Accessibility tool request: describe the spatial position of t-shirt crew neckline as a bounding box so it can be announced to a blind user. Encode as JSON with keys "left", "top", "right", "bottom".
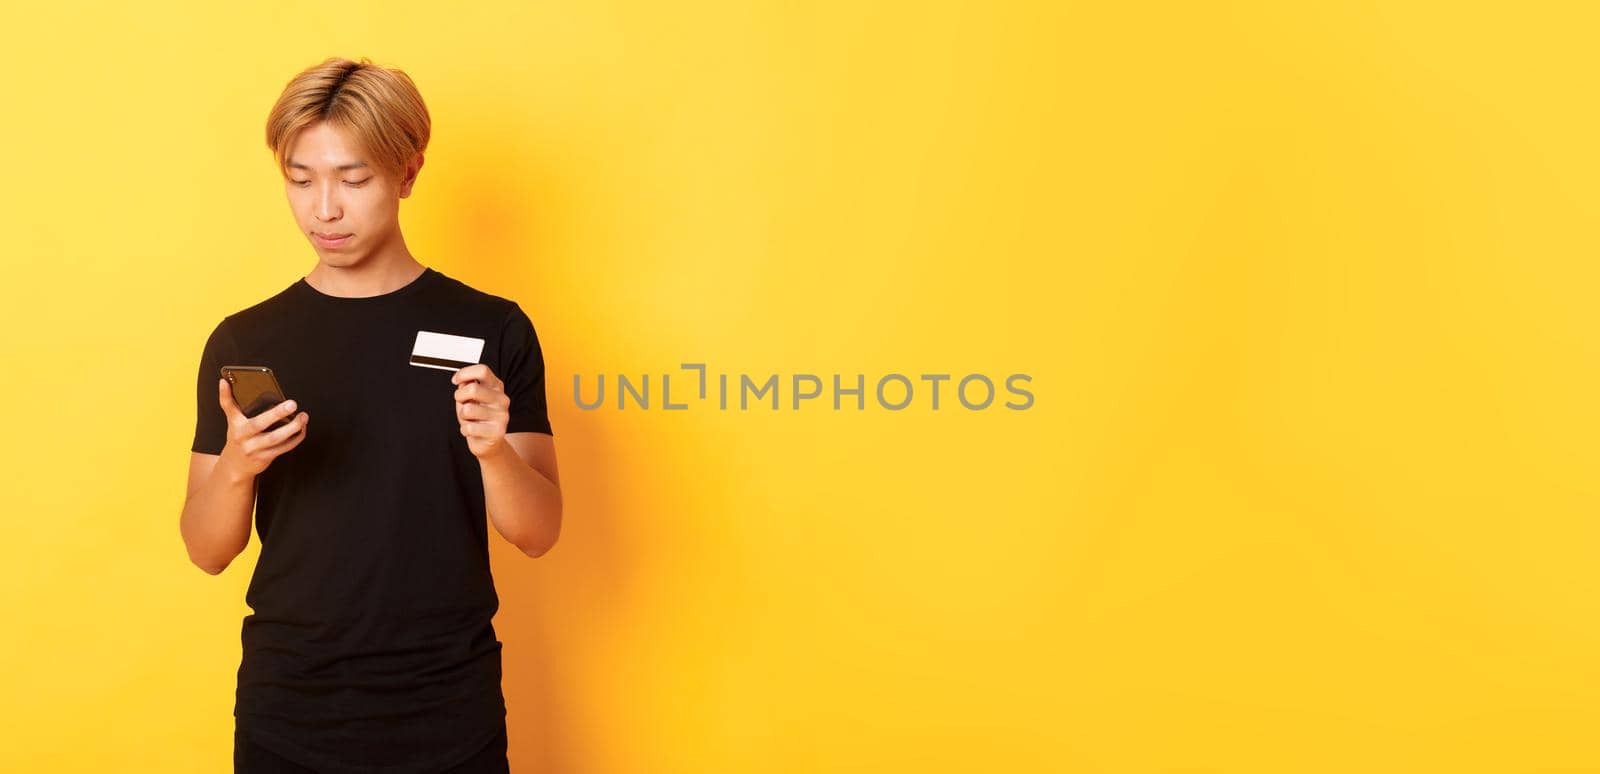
{"left": 293, "top": 266, "right": 438, "bottom": 304}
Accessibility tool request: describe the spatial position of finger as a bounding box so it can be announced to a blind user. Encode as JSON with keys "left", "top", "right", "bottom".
{"left": 252, "top": 412, "right": 308, "bottom": 451}
{"left": 451, "top": 364, "right": 501, "bottom": 390}
{"left": 460, "top": 414, "right": 502, "bottom": 431}
{"left": 455, "top": 381, "right": 505, "bottom": 405}
{"left": 250, "top": 398, "right": 300, "bottom": 434}
{"left": 257, "top": 417, "right": 310, "bottom": 458}
{"left": 454, "top": 382, "right": 481, "bottom": 403}
{"left": 218, "top": 379, "right": 246, "bottom": 423}
{"left": 458, "top": 401, "right": 507, "bottom": 421}
{"left": 459, "top": 417, "right": 495, "bottom": 432}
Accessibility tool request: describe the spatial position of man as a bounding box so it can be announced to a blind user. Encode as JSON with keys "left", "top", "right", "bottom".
{"left": 178, "top": 56, "right": 561, "bottom": 773}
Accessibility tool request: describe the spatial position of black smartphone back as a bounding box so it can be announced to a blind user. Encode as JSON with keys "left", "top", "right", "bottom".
{"left": 221, "top": 365, "right": 292, "bottom": 431}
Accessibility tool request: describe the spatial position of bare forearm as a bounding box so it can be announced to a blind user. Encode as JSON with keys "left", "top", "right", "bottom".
{"left": 479, "top": 445, "right": 562, "bottom": 557}
{"left": 180, "top": 455, "right": 257, "bottom": 574}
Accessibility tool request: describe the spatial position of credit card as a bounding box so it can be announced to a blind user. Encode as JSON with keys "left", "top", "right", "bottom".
{"left": 410, "top": 330, "right": 486, "bottom": 372}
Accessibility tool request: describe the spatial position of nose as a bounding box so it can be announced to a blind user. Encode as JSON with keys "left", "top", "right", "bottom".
{"left": 314, "top": 180, "right": 341, "bottom": 222}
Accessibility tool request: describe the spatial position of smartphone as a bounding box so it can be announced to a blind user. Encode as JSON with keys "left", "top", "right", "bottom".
{"left": 220, "top": 365, "right": 294, "bottom": 432}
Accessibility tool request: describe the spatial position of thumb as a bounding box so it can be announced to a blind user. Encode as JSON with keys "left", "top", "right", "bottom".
{"left": 218, "top": 378, "right": 243, "bottom": 422}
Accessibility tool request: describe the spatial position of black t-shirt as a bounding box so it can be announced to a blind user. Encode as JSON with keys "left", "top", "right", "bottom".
{"left": 190, "top": 266, "right": 553, "bottom": 773}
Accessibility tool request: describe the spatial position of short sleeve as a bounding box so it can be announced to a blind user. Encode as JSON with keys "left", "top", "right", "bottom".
{"left": 191, "top": 317, "right": 238, "bottom": 455}
{"left": 499, "top": 303, "right": 554, "bottom": 436}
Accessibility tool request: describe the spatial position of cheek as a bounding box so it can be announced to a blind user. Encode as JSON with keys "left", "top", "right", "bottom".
{"left": 359, "top": 200, "right": 398, "bottom": 227}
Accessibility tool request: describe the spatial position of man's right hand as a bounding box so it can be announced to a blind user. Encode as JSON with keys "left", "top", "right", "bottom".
{"left": 217, "top": 378, "right": 309, "bottom": 477}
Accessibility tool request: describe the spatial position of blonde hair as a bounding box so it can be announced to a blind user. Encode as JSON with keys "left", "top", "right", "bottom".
{"left": 265, "top": 56, "right": 431, "bottom": 183}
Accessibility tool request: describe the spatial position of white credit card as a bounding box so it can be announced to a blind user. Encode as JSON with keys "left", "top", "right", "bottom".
{"left": 410, "top": 330, "right": 485, "bottom": 372}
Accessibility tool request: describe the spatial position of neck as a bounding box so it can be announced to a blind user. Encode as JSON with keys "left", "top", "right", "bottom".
{"left": 303, "top": 230, "right": 425, "bottom": 298}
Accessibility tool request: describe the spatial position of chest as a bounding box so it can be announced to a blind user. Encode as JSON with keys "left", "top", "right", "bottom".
{"left": 236, "top": 314, "right": 505, "bottom": 447}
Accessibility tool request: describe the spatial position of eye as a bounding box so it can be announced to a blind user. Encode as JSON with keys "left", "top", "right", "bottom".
{"left": 289, "top": 178, "right": 369, "bottom": 187}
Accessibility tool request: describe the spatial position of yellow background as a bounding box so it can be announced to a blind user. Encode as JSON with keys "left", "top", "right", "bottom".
{"left": 2, "top": 1, "right": 1596, "bottom": 772}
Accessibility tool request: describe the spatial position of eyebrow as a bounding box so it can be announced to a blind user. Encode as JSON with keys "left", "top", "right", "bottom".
{"left": 286, "top": 159, "right": 369, "bottom": 172}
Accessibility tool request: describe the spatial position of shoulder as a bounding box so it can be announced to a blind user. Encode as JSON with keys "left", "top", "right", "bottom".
{"left": 432, "top": 271, "right": 533, "bottom": 327}
{"left": 218, "top": 281, "right": 301, "bottom": 330}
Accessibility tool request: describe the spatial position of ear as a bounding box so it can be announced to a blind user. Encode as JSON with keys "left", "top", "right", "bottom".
{"left": 398, "top": 152, "right": 424, "bottom": 198}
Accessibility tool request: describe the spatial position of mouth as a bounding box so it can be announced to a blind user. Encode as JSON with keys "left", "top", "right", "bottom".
{"left": 313, "top": 232, "right": 354, "bottom": 248}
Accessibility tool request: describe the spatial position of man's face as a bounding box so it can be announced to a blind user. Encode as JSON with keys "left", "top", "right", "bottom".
{"left": 283, "top": 121, "right": 419, "bottom": 264}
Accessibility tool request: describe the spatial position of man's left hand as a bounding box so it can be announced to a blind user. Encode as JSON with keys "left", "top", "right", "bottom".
{"left": 452, "top": 364, "right": 511, "bottom": 460}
